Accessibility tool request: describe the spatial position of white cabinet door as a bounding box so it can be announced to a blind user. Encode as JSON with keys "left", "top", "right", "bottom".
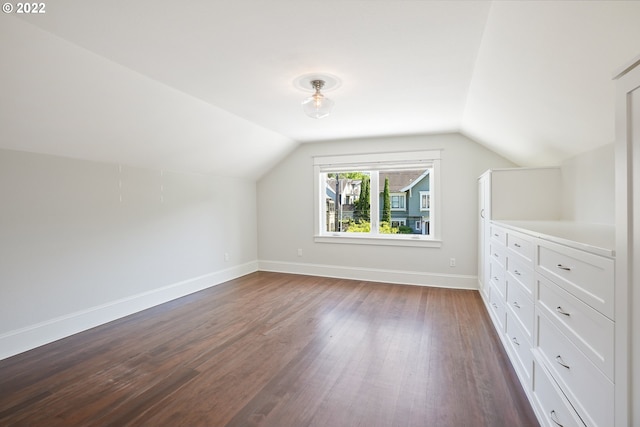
{"left": 478, "top": 173, "right": 490, "bottom": 295}
{"left": 615, "top": 56, "right": 640, "bottom": 427}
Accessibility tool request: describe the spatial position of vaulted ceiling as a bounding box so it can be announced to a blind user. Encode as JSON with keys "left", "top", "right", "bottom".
{"left": 1, "top": 1, "right": 639, "bottom": 178}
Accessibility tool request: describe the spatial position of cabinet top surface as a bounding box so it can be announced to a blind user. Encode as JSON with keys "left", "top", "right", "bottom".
{"left": 493, "top": 220, "right": 615, "bottom": 257}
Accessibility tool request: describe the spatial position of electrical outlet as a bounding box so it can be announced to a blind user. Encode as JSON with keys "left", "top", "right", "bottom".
{"left": 449, "top": 258, "right": 456, "bottom": 267}
{"left": 297, "top": 248, "right": 303, "bottom": 257}
{"left": 224, "top": 253, "right": 229, "bottom": 262}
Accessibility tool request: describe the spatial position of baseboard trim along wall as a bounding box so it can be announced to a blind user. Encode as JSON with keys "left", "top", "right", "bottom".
{"left": 0, "top": 261, "right": 258, "bottom": 361}
{"left": 258, "top": 260, "right": 478, "bottom": 290}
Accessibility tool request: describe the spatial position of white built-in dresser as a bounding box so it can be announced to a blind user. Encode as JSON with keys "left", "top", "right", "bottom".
{"left": 478, "top": 168, "right": 617, "bottom": 427}
{"left": 494, "top": 221, "right": 614, "bottom": 427}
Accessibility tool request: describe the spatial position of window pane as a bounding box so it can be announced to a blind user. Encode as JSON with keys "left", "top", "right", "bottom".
{"left": 324, "top": 171, "right": 370, "bottom": 233}
{"left": 379, "top": 169, "right": 430, "bottom": 235}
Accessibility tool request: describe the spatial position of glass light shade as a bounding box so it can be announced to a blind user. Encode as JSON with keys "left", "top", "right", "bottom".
{"left": 302, "top": 92, "right": 334, "bottom": 119}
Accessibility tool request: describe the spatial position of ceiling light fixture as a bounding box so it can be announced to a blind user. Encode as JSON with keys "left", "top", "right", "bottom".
{"left": 301, "top": 79, "right": 335, "bottom": 119}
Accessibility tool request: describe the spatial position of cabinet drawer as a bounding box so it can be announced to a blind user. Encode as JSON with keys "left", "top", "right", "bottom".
{"left": 537, "top": 275, "right": 614, "bottom": 380}
{"left": 506, "top": 312, "right": 532, "bottom": 385}
{"left": 488, "top": 284, "right": 506, "bottom": 333}
{"left": 490, "top": 224, "right": 507, "bottom": 246}
{"left": 532, "top": 357, "right": 586, "bottom": 427}
{"left": 537, "top": 241, "right": 614, "bottom": 319}
{"left": 507, "top": 231, "right": 534, "bottom": 263}
{"left": 489, "top": 242, "right": 506, "bottom": 268}
{"left": 506, "top": 278, "right": 534, "bottom": 339}
{"left": 507, "top": 256, "right": 534, "bottom": 297}
{"left": 489, "top": 259, "right": 506, "bottom": 300}
{"left": 537, "top": 312, "right": 614, "bottom": 427}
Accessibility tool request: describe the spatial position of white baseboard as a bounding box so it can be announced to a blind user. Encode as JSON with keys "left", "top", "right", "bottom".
{"left": 1, "top": 260, "right": 475, "bottom": 361}
{"left": 0, "top": 261, "right": 258, "bottom": 361}
{"left": 258, "top": 260, "right": 478, "bottom": 290}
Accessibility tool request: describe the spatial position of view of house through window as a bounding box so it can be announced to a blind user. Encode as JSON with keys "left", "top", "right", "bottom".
{"left": 325, "top": 171, "right": 370, "bottom": 233}
{"left": 379, "top": 169, "right": 430, "bottom": 235}
{"left": 322, "top": 168, "right": 432, "bottom": 236}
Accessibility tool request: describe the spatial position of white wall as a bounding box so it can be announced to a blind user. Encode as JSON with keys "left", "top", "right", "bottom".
{"left": 257, "top": 133, "right": 515, "bottom": 288}
{"left": 561, "top": 143, "right": 615, "bottom": 224}
{"left": 0, "top": 149, "right": 258, "bottom": 360}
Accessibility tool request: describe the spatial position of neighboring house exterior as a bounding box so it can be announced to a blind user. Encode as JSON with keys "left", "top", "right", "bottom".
{"left": 379, "top": 170, "right": 431, "bottom": 235}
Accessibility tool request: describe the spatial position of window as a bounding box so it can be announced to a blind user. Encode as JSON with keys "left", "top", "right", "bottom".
{"left": 391, "top": 219, "right": 407, "bottom": 228}
{"left": 420, "top": 191, "right": 430, "bottom": 211}
{"left": 390, "top": 193, "right": 406, "bottom": 210}
{"left": 314, "top": 150, "right": 441, "bottom": 247}
{"left": 324, "top": 171, "right": 369, "bottom": 233}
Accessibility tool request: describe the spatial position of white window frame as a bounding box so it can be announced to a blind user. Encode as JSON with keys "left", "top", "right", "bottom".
{"left": 390, "top": 193, "right": 406, "bottom": 211}
{"left": 420, "top": 191, "right": 431, "bottom": 211}
{"left": 313, "top": 150, "right": 441, "bottom": 248}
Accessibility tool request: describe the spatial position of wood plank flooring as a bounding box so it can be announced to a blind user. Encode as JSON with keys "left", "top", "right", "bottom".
{"left": 0, "top": 272, "right": 539, "bottom": 426}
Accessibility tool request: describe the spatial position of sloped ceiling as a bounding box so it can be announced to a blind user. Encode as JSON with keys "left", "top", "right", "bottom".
{"left": 1, "top": 1, "right": 639, "bottom": 178}
{"left": 463, "top": 1, "right": 640, "bottom": 166}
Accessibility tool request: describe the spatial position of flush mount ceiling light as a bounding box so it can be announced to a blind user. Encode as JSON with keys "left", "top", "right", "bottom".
{"left": 302, "top": 80, "right": 334, "bottom": 119}
{"left": 294, "top": 73, "right": 340, "bottom": 119}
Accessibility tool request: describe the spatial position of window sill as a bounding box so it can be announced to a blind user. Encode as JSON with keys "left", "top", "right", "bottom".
{"left": 314, "top": 234, "right": 442, "bottom": 248}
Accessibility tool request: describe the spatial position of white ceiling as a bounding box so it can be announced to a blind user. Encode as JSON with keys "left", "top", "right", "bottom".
{"left": 1, "top": 1, "right": 639, "bottom": 178}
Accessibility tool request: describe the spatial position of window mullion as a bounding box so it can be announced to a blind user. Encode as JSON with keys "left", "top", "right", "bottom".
{"left": 370, "top": 171, "right": 380, "bottom": 235}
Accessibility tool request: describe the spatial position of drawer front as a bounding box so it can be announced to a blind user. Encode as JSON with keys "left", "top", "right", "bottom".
{"left": 489, "top": 284, "right": 506, "bottom": 333}
{"left": 537, "top": 313, "right": 614, "bottom": 427}
{"left": 507, "top": 231, "right": 534, "bottom": 263}
{"left": 537, "top": 242, "right": 614, "bottom": 319}
{"left": 490, "top": 224, "right": 507, "bottom": 246}
{"left": 489, "top": 259, "right": 506, "bottom": 300}
{"left": 507, "top": 256, "right": 535, "bottom": 297}
{"left": 537, "top": 275, "right": 614, "bottom": 380}
{"left": 506, "top": 278, "right": 534, "bottom": 339}
{"left": 532, "top": 357, "right": 586, "bottom": 427}
{"left": 506, "top": 312, "right": 532, "bottom": 384}
{"left": 490, "top": 242, "right": 506, "bottom": 269}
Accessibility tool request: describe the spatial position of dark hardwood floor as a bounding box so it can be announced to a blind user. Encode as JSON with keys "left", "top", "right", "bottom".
{"left": 0, "top": 272, "right": 539, "bottom": 426}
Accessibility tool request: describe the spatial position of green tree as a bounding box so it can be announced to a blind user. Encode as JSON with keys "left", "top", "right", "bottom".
{"left": 355, "top": 175, "right": 370, "bottom": 222}
{"left": 382, "top": 176, "right": 391, "bottom": 223}
{"left": 343, "top": 171, "right": 367, "bottom": 180}
{"left": 330, "top": 172, "right": 367, "bottom": 180}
